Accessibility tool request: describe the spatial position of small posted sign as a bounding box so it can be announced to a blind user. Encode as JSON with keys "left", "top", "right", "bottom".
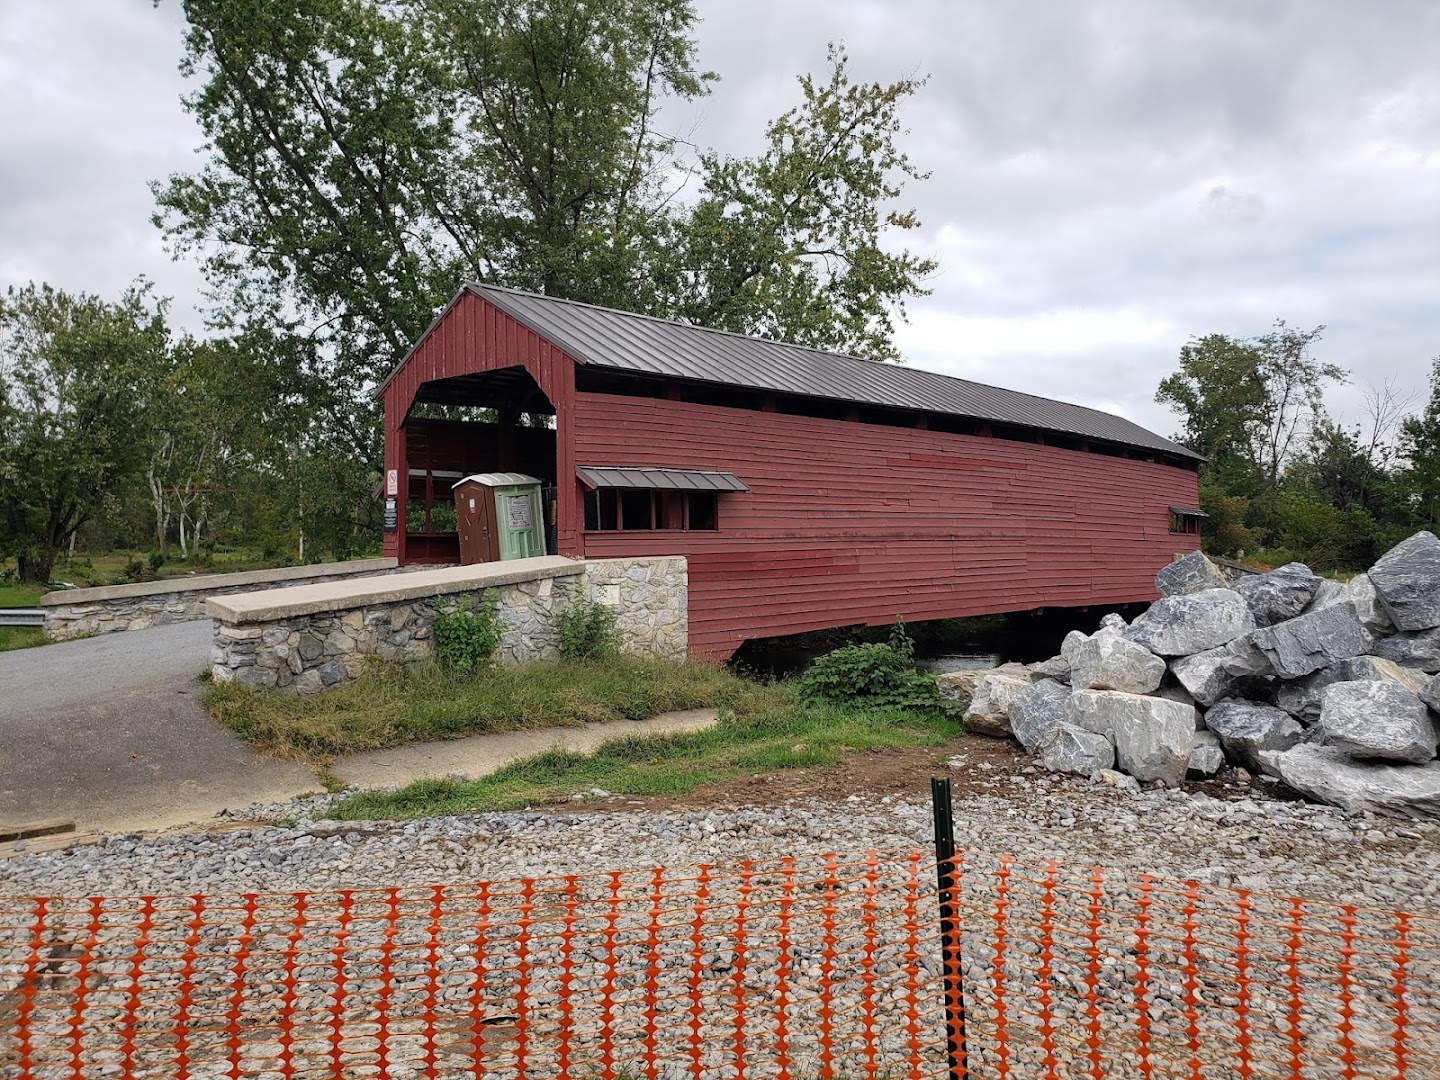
{"left": 506, "top": 495, "right": 532, "bottom": 530}
{"left": 383, "top": 496, "right": 398, "bottom": 532}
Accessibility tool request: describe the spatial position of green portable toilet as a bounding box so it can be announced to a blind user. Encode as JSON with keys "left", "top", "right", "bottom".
{"left": 452, "top": 473, "right": 548, "bottom": 563}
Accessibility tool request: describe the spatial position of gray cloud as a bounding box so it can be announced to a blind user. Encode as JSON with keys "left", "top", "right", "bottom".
{"left": 2, "top": 0, "right": 1436, "bottom": 441}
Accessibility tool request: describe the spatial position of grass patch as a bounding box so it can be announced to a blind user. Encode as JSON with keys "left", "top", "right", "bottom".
{"left": 0, "top": 626, "right": 47, "bottom": 652}
{"left": 327, "top": 700, "right": 960, "bottom": 820}
{"left": 0, "top": 582, "right": 44, "bottom": 607}
{"left": 204, "top": 655, "right": 787, "bottom": 761}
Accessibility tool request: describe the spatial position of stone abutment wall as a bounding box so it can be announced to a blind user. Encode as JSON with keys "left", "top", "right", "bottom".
{"left": 209, "top": 557, "right": 687, "bottom": 692}
{"left": 40, "top": 558, "right": 402, "bottom": 641}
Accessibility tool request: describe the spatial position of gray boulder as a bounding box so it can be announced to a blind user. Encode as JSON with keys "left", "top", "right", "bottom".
{"left": 1007, "top": 678, "right": 1072, "bottom": 752}
{"left": 1099, "top": 612, "right": 1128, "bottom": 632}
{"left": 1155, "top": 550, "right": 1230, "bottom": 597}
{"left": 1069, "top": 634, "right": 1166, "bottom": 694}
{"left": 1125, "top": 589, "right": 1254, "bottom": 657}
{"left": 1320, "top": 680, "right": 1437, "bottom": 764}
{"left": 1248, "top": 601, "right": 1373, "bottom": 679}
{"left": 1348, "top": 572, "right": 1395, "bottom": 635}
{"left": 1108, "top": 694, "right": 1198, "bottom": 787}
{"left": 1275, "top": 655, "right": 1428, "bottom": 723}
{"left": 1060, "top": 630, "right": 1088, "bottom": 665}
{"left": 937, "top": 662, "right": 1031, "bottom": 705}
{"left": 1368, "top": 627, "right": 1440, "bottom": 673}
{"left": 1233, "top": 562, "right": 1320, "bottom": 627}
{"left": 1153, "top": 680, "right": 1201, "bottom": 721}
{"left": 1260, "top": 744, "right": 1440, "bottom": 818}
{"left": 1369, "top": 531, "right": 1440, "bottom": 631}
{"left": 1187, "top": 730, "right": 1225, "bottom": 777}
{"left": 1169, "top": 636, "right": 1272, "bottom": 707}
{"left": 1421, "top": 672, "right": 1440, "bottom": 714}
{"left": 1301, "top": 577, "right": 1348, "bottom": 614}
{"left": 1204, "top": 699, "right": 1304, "bottom": 773}
{"left": 962, "top": 668, "right": 1033, "bottom": 737}
{"left": 1036, "top": 722, "right": 1116, "bottom": 776}
{"left": 1026, "top": 655, "right": 1071, "bottom": 683}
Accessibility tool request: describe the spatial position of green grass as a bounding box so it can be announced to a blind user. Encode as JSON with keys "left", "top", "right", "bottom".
{"left": 0, "top": 582, "right": 44, "bottom": 607}
{"left": 327, "top": 700, "right": 960, "bottom": 820}
{"left": 205, "top": 655, "right": 789, "bottom": 761}
{"left": 0, "top": 627, "right": 47, "bottom": 652}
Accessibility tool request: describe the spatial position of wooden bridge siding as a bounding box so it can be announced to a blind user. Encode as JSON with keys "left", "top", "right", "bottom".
{"left": 382, "top": 291, "right": 581, "bottom": 561}
{"left": 573, "top": 393, "right": 1201, "bottom": 658}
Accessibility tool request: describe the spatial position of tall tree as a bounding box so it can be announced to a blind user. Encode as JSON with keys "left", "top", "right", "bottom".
{"left": 417, "top": 0, "right": 713, "bottom": 304}
{"left": 155, "top": 0, "right": 935, "bottom": 385}
{"left": 1156, "top": 321, "right": 1343, "bottom": 490}
{"left": 655, "top": 45, "right": 936, "bottom": 361}
{"left": 1399, "top": 358, "right": 1440, "bottom": 530}
{"left": 0, "top": 283, "right": 170, "bottom": 582}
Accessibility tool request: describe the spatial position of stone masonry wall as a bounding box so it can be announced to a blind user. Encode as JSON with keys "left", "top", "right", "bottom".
{"left": 42, "top": 559, "right": 403, "bottom": 641}
{"left": 211, "top": 557, "right": 687, "bottom": 692}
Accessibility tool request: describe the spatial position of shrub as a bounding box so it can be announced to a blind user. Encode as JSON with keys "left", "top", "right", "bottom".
{"left": 432, "top": 590, "right": 501, "bottom": 674}
{"left": 797, "top": 626, "right": 942, "bottom": 712}
{"left": 148, "top": 550, "right": 166, "bottom": 572}
{"left": 559, "top": 598, "right": 618, "bottom": 661}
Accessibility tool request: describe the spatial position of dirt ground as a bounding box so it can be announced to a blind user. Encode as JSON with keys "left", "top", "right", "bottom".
{"left": 568, "top": 732, "right": 1290, "bottom": 815}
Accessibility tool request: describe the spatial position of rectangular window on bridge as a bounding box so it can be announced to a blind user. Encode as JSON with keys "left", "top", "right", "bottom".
{"left": 579, "top": 466, "right": 745, "bottom": 534}
{"left": 1169, "top": 506, "right": 1205, "bottom": 535}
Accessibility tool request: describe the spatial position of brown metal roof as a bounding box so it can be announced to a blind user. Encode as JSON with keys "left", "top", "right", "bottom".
{"left": 577, "top": 466, "right": 749, "bottom": 492}
{"left": 417, "top": 284, "right": 1199, "bottom": 461}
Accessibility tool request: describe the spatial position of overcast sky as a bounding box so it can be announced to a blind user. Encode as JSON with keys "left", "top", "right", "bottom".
{"left": 2, "top": 0, "right": 1437, "bottom": 441}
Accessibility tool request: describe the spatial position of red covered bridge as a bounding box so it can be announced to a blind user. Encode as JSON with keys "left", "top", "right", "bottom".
{"left": 378, "top": 284, "right": 1203, "bottom": 658}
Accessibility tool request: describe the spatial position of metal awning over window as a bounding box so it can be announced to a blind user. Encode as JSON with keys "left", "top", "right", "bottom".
{"left": 577, "top": 466, "right": 749, "bottom": 492}
{"left": 1169, "top": 505, "right": 1208, "bottom": 517}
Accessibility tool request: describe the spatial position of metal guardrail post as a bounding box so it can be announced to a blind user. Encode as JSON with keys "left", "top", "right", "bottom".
{"left": 932, "top": 777, "right": 969, "bottom": 1080}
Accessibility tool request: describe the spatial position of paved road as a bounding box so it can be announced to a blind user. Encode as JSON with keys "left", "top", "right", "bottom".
{"left": 0, "top": 623, "right": 314, "bottom": 834}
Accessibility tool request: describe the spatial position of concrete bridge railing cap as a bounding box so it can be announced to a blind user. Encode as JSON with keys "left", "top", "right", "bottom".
{"left": 207, "top": 555, "right": 583, "bottom": 624}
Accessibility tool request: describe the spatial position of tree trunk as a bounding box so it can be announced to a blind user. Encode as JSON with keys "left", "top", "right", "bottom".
{"left": 17, "top": 545, "right": 56, "bottom": 585}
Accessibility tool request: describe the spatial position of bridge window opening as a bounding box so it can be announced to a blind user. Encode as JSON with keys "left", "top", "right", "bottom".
{"left": 584, "top": 488, "right": 721, "bottom": 532}
{"left": 1169, "top": 506, "right": 1205, "bottom": 535}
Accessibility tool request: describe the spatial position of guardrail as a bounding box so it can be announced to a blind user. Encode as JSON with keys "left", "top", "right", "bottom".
{"left": 0, "top": 608, "right": 44, "bottom": 627}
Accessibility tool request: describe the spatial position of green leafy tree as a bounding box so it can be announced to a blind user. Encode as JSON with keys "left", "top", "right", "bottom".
{"left": 416, "top": 0, "right": 713, "bottom": 304}
{"left": 1155, "top": 333, "right": 1270, "bottom": 488}
{"left": 0, "top": 283, "right": 170, "bottom": 582}
{"left": 155, "top": 2, "right": 935, "bottom": 384}
{"left": 1399, "top": 357, "right": 1440, "bottom": 529}
{"left": 1156, "top": 322, "right": 1343, "bottom": 491}
{"left": 654, "top": 45, "right": 936, "bottom": 360}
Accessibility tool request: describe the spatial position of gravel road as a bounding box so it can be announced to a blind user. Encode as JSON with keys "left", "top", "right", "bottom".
{"left": 5, "top": 760, "right": 1439, "bottom": 912}
{"left": 6, "top": 766, "right": 1438, "bottom": 1080}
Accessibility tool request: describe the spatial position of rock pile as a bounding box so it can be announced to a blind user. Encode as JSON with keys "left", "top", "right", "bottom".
{"left": 940, "top": 531, "right": 1440, "bottom": 818}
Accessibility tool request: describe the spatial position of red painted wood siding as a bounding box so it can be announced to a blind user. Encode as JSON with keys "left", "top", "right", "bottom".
{"left": 382, "top": 291, "right": 580, "bottom": 561}
{"left": 573, "top": 393, "right": 1201, "bottom": 658}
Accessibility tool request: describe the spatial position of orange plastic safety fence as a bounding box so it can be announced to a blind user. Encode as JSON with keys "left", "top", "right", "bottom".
{"left": 946, "top": 851, "right": 1440, "bottom": 1080}
{"left": 1, "top": 852, "right": 948, "bottom": 1080}
{"left": 3, "top": 849, "right": 1440, "bottom": 1080}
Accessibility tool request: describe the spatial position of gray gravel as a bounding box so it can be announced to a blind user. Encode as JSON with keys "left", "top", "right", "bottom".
{"left": 6, "top": 767, "right": 1440, "bottom": 1080}
{"left": 5, "top": 761, "right": 1440, "bottom": 913}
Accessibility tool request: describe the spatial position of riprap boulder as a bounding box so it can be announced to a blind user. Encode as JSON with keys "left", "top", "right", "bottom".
{"left": 1124, "top": 589, "right": 1254, "bottom": 657}
{"left": 1155, "top": 550, "right": 1230, "bottom": 597}
{"left": 1368, "top": 531, "right": 1440, "bottom": 632}
{"left": 1233, "top": 562, "right": 1320, "bottom": 627}
{"left": 1320, "top": 680, "right": 1437, "bottom": 764}
{"left": 1248, "top": 601, "right": 1373, "bottom": 679}
{"left": 1203, "top": 699, "right": 1304, "bottom": 772}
